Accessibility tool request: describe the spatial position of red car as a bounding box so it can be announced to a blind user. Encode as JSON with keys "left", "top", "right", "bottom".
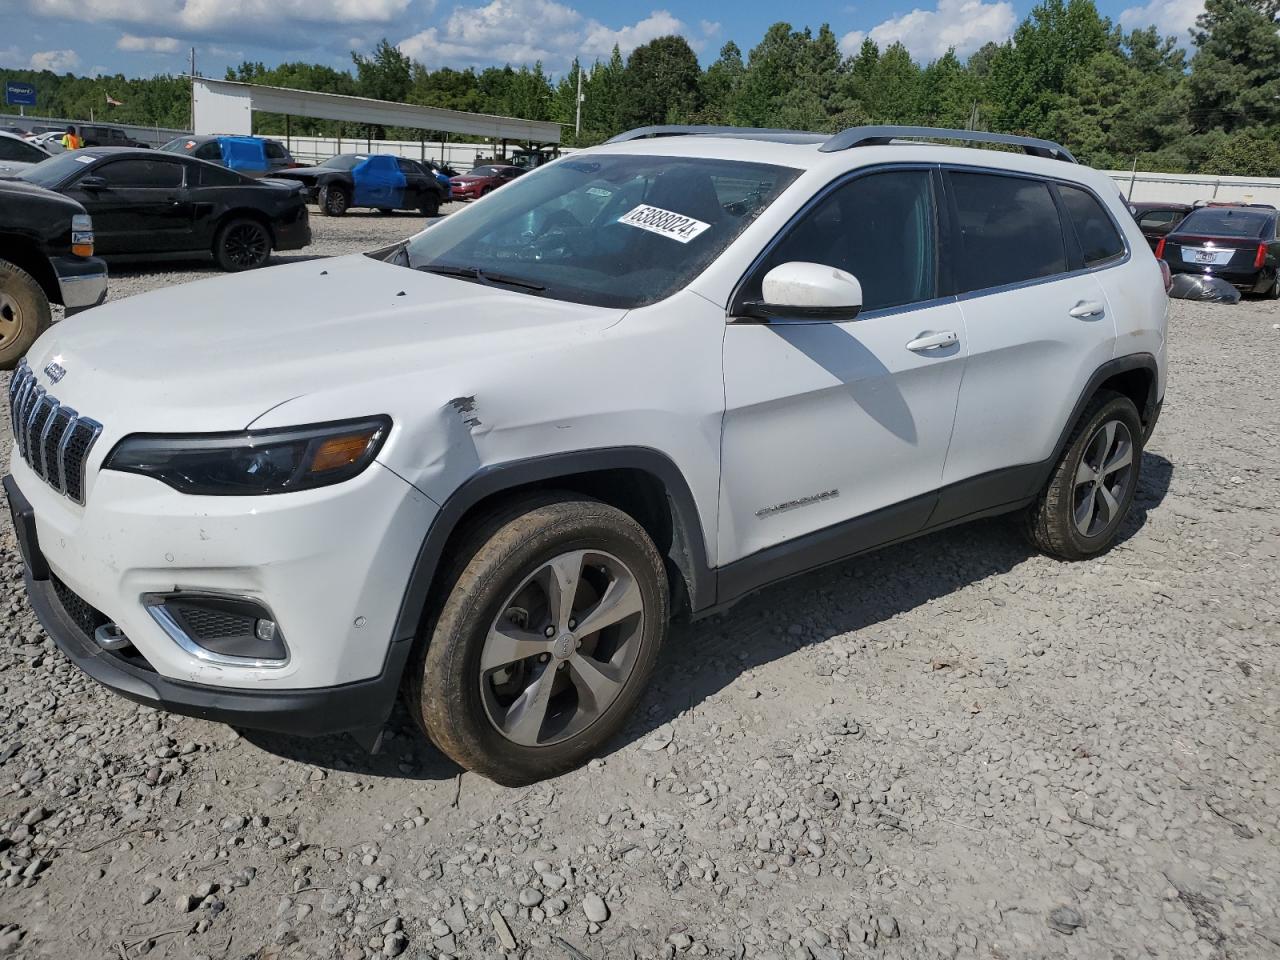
{"left": 450, "top": 164, "right": 524, "bottom": 200}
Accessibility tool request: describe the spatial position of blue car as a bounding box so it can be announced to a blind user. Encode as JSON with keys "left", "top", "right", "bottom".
{"left": 159, "top": 135, "right": 298, "bottom": 178}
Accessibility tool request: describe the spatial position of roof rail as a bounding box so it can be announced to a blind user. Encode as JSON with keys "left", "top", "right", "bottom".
{"left": 606, "top": 125, "right": 825, "bottom": 145}
{"left": 819, "top": 125, "right": 1076, "bottom": 163}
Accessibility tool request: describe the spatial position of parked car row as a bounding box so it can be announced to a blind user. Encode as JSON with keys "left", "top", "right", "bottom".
{"left": 1135, "top": 200, "right": 1280, "bottom": 298}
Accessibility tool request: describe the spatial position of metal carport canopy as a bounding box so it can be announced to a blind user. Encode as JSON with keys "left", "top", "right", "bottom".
{"left": 192, "top": 77, "right": 561, "bottom": 143}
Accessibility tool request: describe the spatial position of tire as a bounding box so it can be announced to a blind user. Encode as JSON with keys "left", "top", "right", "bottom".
{"left": 410, "top": 496, "right": 669, "bottom": 785}
{"left": 420, "top": 195, "right": 440, "bottom": 218}
{"left": 213, "top": 218, "right": 273, "bottom": 272}
{"left": 0, "top": 260, "right": 53, "bottom": 370}
{"left": 1023, "top": 390, "right": 1143, "bottom": 560}
{"left": 319, "top": 184, "right": 349, "bottom": 217}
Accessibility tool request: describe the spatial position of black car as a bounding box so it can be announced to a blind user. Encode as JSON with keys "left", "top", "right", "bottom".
{"left": 159, "top": 134, "right": 298, "bottom": 178}
{"left": 1129, "top": 201, "right": 1192, "bottom": 252}
{"left": 1157, "top": 205, "right": 1280, "bottom": 298}
{"left": 15, "top": 148, "right": 310, "bottom": 271}
{"left": 67, "top": 124, "right": 151, "bottom": 149}
{"left": 273, "top": 153, "right": 448, "bottom": 217}
{"left": 0, "top": 179, "right": 108, "bottom": 367}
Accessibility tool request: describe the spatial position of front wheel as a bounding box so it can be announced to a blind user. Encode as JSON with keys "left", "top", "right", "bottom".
{"left": 319, "top": 184, "right": 349, "bottom": 217}
{"left": 214, "top": 218, "right": 272, "bottom": 272}
{"left": 0, "top": 260, "right": 52, "bottom": 370}
{"left": 410, "top": 497, "right": 669, "bottom": 785}
{"left": 1023, "top": 390, "right": 1143, "bottom": 560}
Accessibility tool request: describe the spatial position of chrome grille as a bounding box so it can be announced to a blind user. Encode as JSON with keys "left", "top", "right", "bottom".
{"left": 7, "top": 360, "right": 102, "bottom": 504}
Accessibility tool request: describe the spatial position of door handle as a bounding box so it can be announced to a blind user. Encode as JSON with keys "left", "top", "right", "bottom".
{"left": 906, "top": 330, "right": 959, "bottom": 352}
{"left": 1068, "top": 300, "right": 1105, "bottom": 318}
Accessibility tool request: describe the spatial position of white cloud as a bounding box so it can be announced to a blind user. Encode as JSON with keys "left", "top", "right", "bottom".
{"left": 399, "top": 1, "right": 699, "bottom": 70}
{"left": 117, "top": 34, "right": 183, "bottom": 53}
{"left": 700, "top": 20, "right": 722, "bottom": 38}
{"left": 1119, "top": 0, "right": 1203, "bottom": 41}
{"left": 840, "top": 0, "right": 1016, "bottom": 61}
{"left": 29, "top": 49, "right": 80, "bottom": 71}
{"left": 0, "top": 47, "right": 25, "bottom": 69}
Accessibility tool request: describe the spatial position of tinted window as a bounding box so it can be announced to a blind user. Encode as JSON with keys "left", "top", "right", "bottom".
{"left": 264, "top": 141, "right": 287, "bottom": 160}
{"left": 194, "top": 142, "right": 221, "bottom": 161}
{"left": 1177, "top": 208, "right": 1270, "bottom": 238}
{"left": 0, "top": 137, "right": 45, "bottom": 163}
{"left": 197, "top": 163, "right": 242, "bottom": 187}
{"left": 405, "top": 154, "right": 799, "bottom": 309}
{"left": 949, "top": 172, "right": 1067, "bottom": 291}
{"left": 1059, "top": 185, "right": 1125, "bottom": 265}
{"left": 1138, "top": 210, "right": 1178, "bottom": 228}
{"left": 396, "top": 159, "right": 420, "bottom": 176}
{"left": 95, "top": 159, "right": 184, "bottom": 188}
{"left": 744, "top": 169, "right": 937, "bottom": 312}
{"left": 319, "top": 155, "right": 362, "bottom": 170}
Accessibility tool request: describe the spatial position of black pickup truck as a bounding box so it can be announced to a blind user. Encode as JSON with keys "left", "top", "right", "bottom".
{"left": 0, "top": 179, "right": 108, "bottom": 368}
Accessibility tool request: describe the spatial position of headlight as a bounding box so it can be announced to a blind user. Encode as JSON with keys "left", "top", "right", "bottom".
{"left": 71, "top": 213, "right": 94, "bottom": 257}
{"left": 104, "top": 417, "right": 390, "bottom": 495}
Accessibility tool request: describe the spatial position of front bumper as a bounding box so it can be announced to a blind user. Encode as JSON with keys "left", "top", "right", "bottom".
{"left": 5, "top": 469, "right": 429, "bottom": 735}
{"left": 51, "top": 255, "right": 108, "bottom": 315}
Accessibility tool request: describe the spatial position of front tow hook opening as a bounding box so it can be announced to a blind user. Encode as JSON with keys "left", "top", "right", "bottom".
{"left": 94, "top": 622, "right": 132, "bottom": 652}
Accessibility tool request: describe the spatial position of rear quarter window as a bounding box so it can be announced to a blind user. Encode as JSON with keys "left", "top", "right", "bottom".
{"left": 1058, "top": 185, "right": 1126, "bottom": 266}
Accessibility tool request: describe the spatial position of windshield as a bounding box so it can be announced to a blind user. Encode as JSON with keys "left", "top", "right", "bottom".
{"left": 405, "top": 154, "right": 799, "bottom": 308}
{"left": 468, "top": 166, "right": 502, "bottom": 177}
{"left": 16, "top": 151, "right": 93, "bottom": 188}
{"left": 158, "top": 138, "right": 192, "bottom": 153}
{"left": 1179, "top": 209, "right": 1271, "bottom": 238}
{"left": 319, "top": 155, "right": 364, "bottom": 170}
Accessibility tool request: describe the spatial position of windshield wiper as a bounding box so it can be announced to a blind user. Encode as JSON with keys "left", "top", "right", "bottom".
{"left": 417, "top": 263, "right": 546, "bottom": 292}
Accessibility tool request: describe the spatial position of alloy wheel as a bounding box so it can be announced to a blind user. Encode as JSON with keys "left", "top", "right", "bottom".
{"left": 1072, "top": 419, "right": 1134, "bottom": 537}
{"left": 479, "top": 549, "right": 645, "bottom": 747}
{"left": 0, "top": 290, "right": 23, "bottom": 349}
{"left": 224, "top": 223, "right": 268, "bottom": 269}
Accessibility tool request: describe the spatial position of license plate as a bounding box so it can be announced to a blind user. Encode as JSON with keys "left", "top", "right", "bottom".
{"left": 1194, "top": 250, "right": 1216, "bottom": 264}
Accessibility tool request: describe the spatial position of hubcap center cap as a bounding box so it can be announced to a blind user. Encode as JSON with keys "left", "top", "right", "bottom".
{"left": 552, "top": 634, "right": 574, "bottom": 660}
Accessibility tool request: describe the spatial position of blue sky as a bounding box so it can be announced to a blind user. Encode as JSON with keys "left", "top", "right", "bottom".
{"left": 0, "top": 0, "right": 1203, "bottom": 80}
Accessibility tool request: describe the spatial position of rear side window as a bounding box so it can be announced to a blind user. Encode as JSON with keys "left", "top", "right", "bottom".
{"left": 1059, "top": 185, "right": 1125, "bottom": 265}
{"left": 745, "top": 169, "right": 938, "bottom": 312}
{"left": 197, "top": 163, "right": 242, "bottom": 187}
{"left": 948, "top": 171, "right": 1066, "bottom": 292}
{"left": 94, "top": 159, "right": 184, "bottom": 188}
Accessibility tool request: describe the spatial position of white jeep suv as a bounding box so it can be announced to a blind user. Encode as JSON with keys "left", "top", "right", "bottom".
{"left": 6, "top": 125, "right": 1168, "bottom": 785}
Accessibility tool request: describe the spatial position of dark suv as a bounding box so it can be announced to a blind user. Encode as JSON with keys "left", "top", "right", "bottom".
{"left": 0, "top": 179, "right": 108, "bottom": 367}
{"left": 70, "top": 125, "right": 150, "bottom": 149}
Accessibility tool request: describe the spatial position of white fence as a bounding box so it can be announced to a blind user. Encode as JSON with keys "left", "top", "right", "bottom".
{"left": 1106, "top": 169, "right": 1280, "bottom": 206}
{"left": 281, "top": 136, "right": 501, "bottom": 170}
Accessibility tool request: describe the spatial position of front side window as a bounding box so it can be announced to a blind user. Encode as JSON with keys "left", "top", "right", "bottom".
{"left": 404, "top": 154, "right": 799, "bottom": 309}
{"left": 1138, "top": 210, "right": 1177, "bottom": 228}
{"left": 1059, "top": 185, "right": 1125, "bottom": 266}
{"left": 397, "top": 159, "right": 420, "bottom": 176}
{"left": 94, "top": 159, "right": 184, "bottom": 188}
{"left": 264, "top": 141, "right": 287, "bottom": 160}
{"left": 740, "top": 169, "right": 938, "bottom": 313}
{"left": 949, "top": 171, "right": 1067, "bottom": 292}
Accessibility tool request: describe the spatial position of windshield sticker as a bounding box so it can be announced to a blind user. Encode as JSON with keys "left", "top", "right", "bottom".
{"left": 74, "top": 155, "right": 96, "bottom": 163}
{"left": 587, "top": 186, "right": 612, "bottom": 198}
{"left": 618, "top": 204, "right": 711, "bottom": 244}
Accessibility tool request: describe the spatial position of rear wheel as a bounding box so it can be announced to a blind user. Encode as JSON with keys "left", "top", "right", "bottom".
{"left": 410, "top": 496, "right": 668, "bottom": 785}
{"left": 0, "top": 260, "right": 52, "bottom": 370}
{"left": 213, "top": 218, "right": 272, "bottom": 272}
{"left": 1023, "top": 391, "right": 1143, "bottom": 560}
{"left": 319, "top": 184, "right": 349, "bottom": 217}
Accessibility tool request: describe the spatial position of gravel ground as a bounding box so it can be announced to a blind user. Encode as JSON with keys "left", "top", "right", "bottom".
{"left": 1, "top": 213, "right": 1278, "bottom": 960}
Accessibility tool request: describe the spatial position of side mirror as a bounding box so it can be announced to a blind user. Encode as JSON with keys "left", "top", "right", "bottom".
{"left": 739, "top": 261, "right": 863, "bottom": 322}
{"left": 78, "top": 175, "right": 107, "bottom": 191}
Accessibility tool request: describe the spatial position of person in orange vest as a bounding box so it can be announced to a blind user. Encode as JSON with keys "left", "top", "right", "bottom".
{"left": 60, "top": 126, "right": 82, "bottom": 150}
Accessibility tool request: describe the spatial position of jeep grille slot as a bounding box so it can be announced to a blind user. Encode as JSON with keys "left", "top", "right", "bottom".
{"left": 8, "top": 360, "right": 102, "bottom": 504}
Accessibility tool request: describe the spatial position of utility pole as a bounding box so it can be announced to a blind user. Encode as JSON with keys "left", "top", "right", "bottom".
{"left": 189, "top": 47, "right": 196, "bottom": 133}
{"left": 574, "top": 63, "right": 584, "bottom": 138}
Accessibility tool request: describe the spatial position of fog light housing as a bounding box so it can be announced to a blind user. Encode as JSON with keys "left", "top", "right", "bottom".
{"left": 143, "top": 593, "right": 289, "bottom": 667}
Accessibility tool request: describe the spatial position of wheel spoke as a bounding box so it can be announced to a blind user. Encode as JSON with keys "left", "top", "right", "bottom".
{"left": 1096, "top": 482, "right": 1120, "bottom": 527}
{"left": 545, "top": 551, "right": 585, "bottom": 630}
{"left": 1074, "top": 457, "right": 1098, "bottom": 488}
{"left": 481, "top": 622, "right": 553, "bottom": 672}
{"left": 568, "top": 652, "right": 625, "bottom": 710}
{"left": 1102, "top": 439, "right": 1132, "bottom": 478}
{"left": 1074, "top": 486, "right": 1098, "bottom": 533}
{"left": 502, "top": 667, "right": 557, "bottom": 746}
{"left": 573, "top": 570, "right": 643, "bottom": 638}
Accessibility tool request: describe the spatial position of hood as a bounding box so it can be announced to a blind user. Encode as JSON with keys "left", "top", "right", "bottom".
{"left": 275, "top": 168, "right": 322, "bottom": 181}
{"left": 451, "top": 174, "right": 486, "bottom": 183}
{"left": 0, "top": 160, "right": 37, "bottom": 178}
{"left": 26, "top": 254, "right": 625, "bottom": 435}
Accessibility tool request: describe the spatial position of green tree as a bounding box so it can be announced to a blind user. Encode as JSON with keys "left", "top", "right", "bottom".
{"left": 697, "top": 42, "right": 745, "bottom": 125}
{"left": 351, "top": 39, "right": 412, "bottom": 103}
{"left": 623, "top": 35, "right": 703, "bottom": 126}
{"left": 1187, "top": 0, "right": 1280, "bottom": 133}
{"left": 1200, "top": 129, "right": 1280, "bottom": 175}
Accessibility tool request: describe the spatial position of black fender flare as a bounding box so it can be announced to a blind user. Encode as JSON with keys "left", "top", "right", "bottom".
{"left": 390, "top": 446, "right": 715, "bottom": 646}
{"left": 1048, "top": 352, "right": 1160, "bottom": 469}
